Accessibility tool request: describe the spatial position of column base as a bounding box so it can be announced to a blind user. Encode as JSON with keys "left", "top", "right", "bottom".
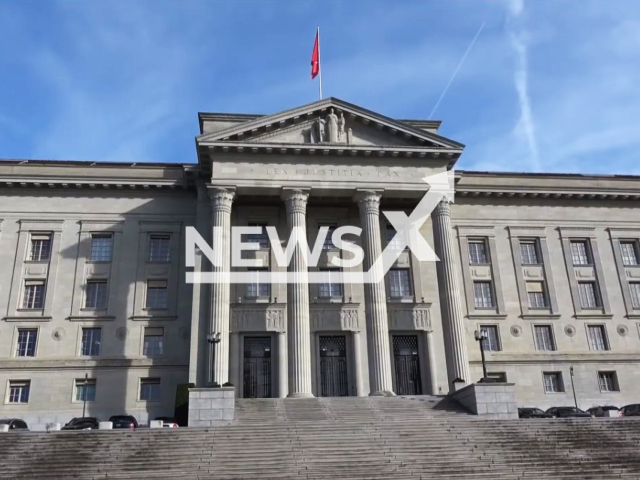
{"left": 287, "top": 392, "right": 315, "bottom": 399}
{"left": 369, "top": 390, "right": 396, "bottom": 397}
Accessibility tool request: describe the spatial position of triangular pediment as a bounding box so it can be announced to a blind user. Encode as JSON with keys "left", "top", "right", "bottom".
{"left": 196, "top": 98, "right": 463, "bottom": 151}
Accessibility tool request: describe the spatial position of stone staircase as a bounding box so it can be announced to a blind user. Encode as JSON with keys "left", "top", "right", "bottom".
{"left": 2, "top": 395, "right": 640, "bottom": 479}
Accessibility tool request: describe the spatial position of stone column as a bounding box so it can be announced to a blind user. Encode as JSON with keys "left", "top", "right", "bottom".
{"left": 229, "top": 331, "right": 240, "bottom": 391}
{"left": 355, "top": 191, "right": 394, "bottom": 396}
{"left": 208, "top": 187, "right": 235, "bottom": 386}
{"left": 426, "top": 330, "right": 438, "bottom": 395}
{"left": 352, "top": 331, "right": 365, "bottom": 397}
{"left": 277, "top": 331, "right": 288, "bottom": 398}
{"left": 282, "top": 189, "right": 313, "bottom": 398}
{"left": 432, "top": 198, "right": 470, "bottom": 389}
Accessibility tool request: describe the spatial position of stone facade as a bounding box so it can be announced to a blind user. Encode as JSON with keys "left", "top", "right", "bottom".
{"left": 1, "top": 98, "right": 640, "bottom": 429}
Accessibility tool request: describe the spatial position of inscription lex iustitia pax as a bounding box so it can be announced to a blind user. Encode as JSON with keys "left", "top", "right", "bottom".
{"left": 264, "top": 167, "right": 401, "bottom": 178}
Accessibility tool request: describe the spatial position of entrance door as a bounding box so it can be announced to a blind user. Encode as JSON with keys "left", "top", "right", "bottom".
{"left": 319, "top": 335, "right": 348, "bottom": 397}
{"left": 393, "top": 335, "right": 422, "bottom": 395}
{"left": 243, "top": 336, "right": 272, "bottom": 398}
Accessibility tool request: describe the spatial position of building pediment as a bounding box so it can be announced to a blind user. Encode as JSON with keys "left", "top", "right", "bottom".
{"left": 197, "top": 97, "right": 463, "bottom": 152}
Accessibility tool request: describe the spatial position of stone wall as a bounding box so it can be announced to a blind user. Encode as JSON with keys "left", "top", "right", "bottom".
{"left": 188, "top": 387, "right": 235, "bottom": 427}
{"left": 451, "top": 382, "right": 518, "bottom": 419}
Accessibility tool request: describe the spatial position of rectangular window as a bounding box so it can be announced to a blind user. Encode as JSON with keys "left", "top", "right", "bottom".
{"left": 468, "top": 240, "right": 488, "bottom": 265}
{"left": 143, "top": 327, "right": 164, "bottom": 357}
{"left": 598, "top": 371, "right": 619, "bottom": 392}
{"left": 587, "top": 325, "right": 608, "bottom": 351}
{"left": 473, "top": 281, "right": 494, "bottom": 308}
{"left": 479, "top": 325, "right": 501, "bottom": 352}
{"left": 578, "top": 281, "right": 599, "bottom": 309}
{"left": 534, "top": 325, "right": 556, "bottom": 351}
{"left": 29, "top": 234, "right": 52, "bottom": 261}
{"left": 81, "top": 328, "right": 102, "bottom": 356}
{"left": 389, "top": 268, "right": 412, "bottom": 298}
{"left": 85, "top": 281, "right": 108, "bottom": 309}
{"left": 386, "top": 225, "right": 406, "bottom": 251}
{"left": 75, "top": 378, "right": 96, "bottom": 402}
{"left": 630, "top": 283, "right": 640, "bottom": 309}
{"left": 22, "top": 280, "right": 45, "bottom": 309}
{"left": 543, "top": 372, "right": 564, "bottom": 393}
{"left": 149, "top": 235, "right": 171, "bottom": 262}
{"left": 90, "top": 234, "right": 113, "bottom": 262}
{"left": 8, "top": 380, "right": 30, "bottom": 403}
{"left": 16, "top": 329, "right": 37, "bottom": 357}
{"left": 139, "top": 378, "right": 161, "bottom": 401}
{"left": 146, "top": 280, "right": 168, "bottom": 309}
{"left": 247, "top": 223, "right": 269, "bottom": 249}
{"left": 620, "top": 241, "right": 639, "bottom": 266}
{"left": 527, "top": 281, "right": 548, "bottom": 308}
{"left": 570, "top": 240, "right": 590, "bottom": 265}
{"left": 320, "top": 225, "right": 337, "bottom": 250}
{"left": 318, "top": 268, "right": 343, "bottom": 298}
{"left": 246, "top": 269, "right": 270, "bottom": 298}
{"left": 520, "top": 240, "right": 539, "bottom": 265}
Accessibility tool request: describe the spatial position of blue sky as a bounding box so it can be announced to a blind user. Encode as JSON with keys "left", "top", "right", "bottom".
{"left": 0, "top": 0, "right": 639, "bottom": 174}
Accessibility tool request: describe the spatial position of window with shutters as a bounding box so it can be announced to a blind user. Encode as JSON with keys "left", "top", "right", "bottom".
{"left": 7, "top": 380, "right": 30, "bottom": 403}
{"left": 587, "top": 325, "right": 609, "bottom": 351}
{"left": 29, "top": 234, "right": 52, "bottom": 261}
{"left": 149, "top": 235, "right": 171, "bottom": 262}
{"left": 389, "top": 268, "right": 412, "bottom": 298}
{"left": 620, "top": 241, "right": 639, "bottom": 266}
{"left": 543, "top": 372, "right": 564, "bottom": 393}
{"left": 90, "top": 234, "right": 113, "bottom": 262}
{"left": 16, "top": 329, "right": 37, "bottom": 357}
{"left": 474, "top": 281, "right": 494, "bottom": 308}
{"left": 85, "top": 281, "right": 108, "bottom": 309}
{"left": 246, "top": 268, "right": 270, "bottom": 298}
{"left": 23, "top": 280, "right": 45, "bottom": 309}
{"left": 146, "top": 280, "right": 168, "bottom": 309}
{"left": 578, "top": 281, "right": 600, "bottom": 309}
{"left": 468, "top": 240, "right": 488, "bottom": 265}
{"left": 534, "top": 325, "right": 555, "bottom": 351}
{"left": 81, "top": 328, "right": 102, "bottom": 356}
{"left": 318, "top": 268, "right": 343, "bottom": 298}
{"left": 479, "top": 325, "right": 501, "bottom": 351}
{"left": 598, "top": 371, "right": 619, "bottom": 392}
{"left": 519, "top": 240, "right": 539, "bottom": 265}
{"left": 526, "top": 281, "right": 548, "bottom": 308}
{"left": 570, "top": 240, "right": 591, "bottom": 265}
{"left": 143, "top": 327, "right": 164, "bottom": 357}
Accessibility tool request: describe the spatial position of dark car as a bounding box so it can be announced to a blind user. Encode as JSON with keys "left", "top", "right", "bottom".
{"left": 108, "top": 415, "right": 139, "bottom": 429}
{"left": 61, "top": 417, "right": 100, "bottom": 430}
{"left": 587, "top": 406, "right": 620, "bottom": 418}
{"left": 518, "top": 407, "right": 553, "bottom": 419}
{"left": 620, "top": 404, "right": 640, "bottom": 417}
{"left": 0, "top": 418, "right": 29, "bottom": 431}
{"left": 155, "top": 416, "right": 179, "bottom": 428}
{"left": 546, "top": 406, "right": 592, "bottom": 418}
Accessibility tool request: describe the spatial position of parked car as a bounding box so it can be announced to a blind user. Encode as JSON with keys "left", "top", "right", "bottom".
{"left": 518, "top": 407, "right": 553, "bottom": 419}
{"left": 155, "top": 416, "right": 179, "bottom": 428}
{"left": 61, "top": 417, "right": 100, "bottom": 430}
{"left": 0, "top": 418, "right": 29, "bottom": 431}
{"left": 586, "top": 406, "right": 620, "bottom": 418}
{"left": 619, "top": 404, "right": 640, "bottom": 417}
{"left": 546, "top": 406, "right": 592, "bottom": 418}
{"left": 108, "top": 415, "right": 139, "bottom": 429}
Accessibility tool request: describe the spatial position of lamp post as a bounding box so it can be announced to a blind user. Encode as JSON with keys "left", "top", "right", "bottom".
{"left": 81, "top": 373, "right": 88, "bottom": 418}
{"left": 474, "top": 329, "right": 488, "bottom": 382}
{"left": 569, "top": 366, "right": 578, "bottom": 409}
{"left": 207, "top": 332, "right": 221, "bottom": 386}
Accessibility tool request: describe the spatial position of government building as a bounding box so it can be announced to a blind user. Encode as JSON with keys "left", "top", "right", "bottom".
{"left": 1, "top": 98, "right": 640, "bottom": 429}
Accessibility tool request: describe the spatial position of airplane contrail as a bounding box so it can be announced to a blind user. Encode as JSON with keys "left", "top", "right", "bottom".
{"left": 429, "top": 22, "right": 485, "bottom": 118}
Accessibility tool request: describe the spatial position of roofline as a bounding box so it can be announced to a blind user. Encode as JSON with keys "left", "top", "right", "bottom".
{"left": 457, "top": 169, "right": 640, "bottom": 181}
{"left": 197, "top": 112, "right": 264, "bottom": 134}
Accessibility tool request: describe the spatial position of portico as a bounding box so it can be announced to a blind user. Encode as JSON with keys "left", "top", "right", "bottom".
{"left": 191, "top": 97, "right": 469, "bottom": 397}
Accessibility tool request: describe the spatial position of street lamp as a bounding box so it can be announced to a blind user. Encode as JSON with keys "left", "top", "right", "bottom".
{"left": 81, "top": 373, "right": 89, "bottom": 418}
{"left": 569, "top": 366, "right": 578, "bottom": 409}
{"left": 207, "top": 332, "right": 221, "bottom": 386}
{"left": 474, "top": 329, "right": 489, "bottom": 382}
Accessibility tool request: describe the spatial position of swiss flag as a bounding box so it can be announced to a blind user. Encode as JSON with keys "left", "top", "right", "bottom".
{"left": 311, "top": 29, "right": 320, "bottom": 79}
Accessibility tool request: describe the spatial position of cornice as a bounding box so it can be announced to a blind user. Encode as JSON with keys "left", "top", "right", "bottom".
{"left": 456, "top": 186, "right": 640, "bottom": 202}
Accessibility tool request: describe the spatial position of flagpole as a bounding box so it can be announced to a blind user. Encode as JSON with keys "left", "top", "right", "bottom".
{"left": 317, "top": 26, "right": 322, "bottom": 100}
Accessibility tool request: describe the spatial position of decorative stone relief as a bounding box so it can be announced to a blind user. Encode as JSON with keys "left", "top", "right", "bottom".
{"left": 412, "top": 309, "right": 431, "bottom": 331}
{"left": 339, "top": 309, "right": 359, "bottom": 331}
{"left": 510, "top": 325, "right": 522, "bottom": 337}
{"left": 388, "top": 307, "right": 431, "bottom": 331}
{"left": 116, "top": 327, "right": 129, "bottom": 340}
{"left": 265, "top": 309, "right": 285, "bottom": 331}
{"left": 617, "top": 325, "right": 629, "bottom": 337}
{"left": 564, "top": 325, "right": 576, "bottom": 337}
{"left": 52, "top": 327, "right": 66, "bottom": 341}
{"left": 309, "top": 108, "right": 348, "bottom": 144}
{"left": 232, "top": 308, "right": 286, "bottom": 332}
{"left": 311, "top": 307, "right": 360, "bottom": 332}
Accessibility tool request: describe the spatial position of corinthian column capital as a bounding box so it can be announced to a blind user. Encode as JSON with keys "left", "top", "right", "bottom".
{"left": 281, "top": 189, "right": 309, "bottom": 215}
{"left": 208, "top": 187, "right": 235, "bottom": 213}
{"left": 432, "top": 197, "right": 452, "bottom": 217}
{"left": 354, "top": 190, "right": 382, "bottom": 216}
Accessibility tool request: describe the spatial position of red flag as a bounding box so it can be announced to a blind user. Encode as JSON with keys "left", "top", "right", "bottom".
{"left": 311, "top": 29, "right": 320, "bottom": 79}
